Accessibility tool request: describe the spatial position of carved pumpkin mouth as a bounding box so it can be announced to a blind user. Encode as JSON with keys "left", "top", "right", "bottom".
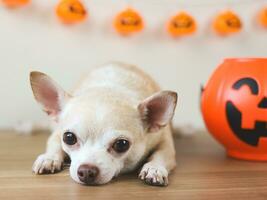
{"left": 120, "top": 17, "right": 140, "bottom": 26}
{"left": 68, "top": 3, "right": 86, "bottom": 15}
{"left": 226, "top": 77, "right": 267, "bottom": 147}
{"left": 226, "top": 100, "right": 267, "bottom": 147}
{"left": 172, "top": 19, "right": 192, "bottom": 28}
{"left": 225, "top": 17, "right": 242, "bottom": 28}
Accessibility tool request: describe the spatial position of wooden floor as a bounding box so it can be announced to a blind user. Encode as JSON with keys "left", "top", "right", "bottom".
{"left": 0, "top": 131, "right": 267, "bottom": 200}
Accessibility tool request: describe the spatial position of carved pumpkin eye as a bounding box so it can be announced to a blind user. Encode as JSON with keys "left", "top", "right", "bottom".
{"left": 232, "top": 78, "right": 259, "bottom": 95}
{"left": 2, "top": 0, "right": 30, "bottom": 7}
{"left": 113, "top": 8, "right": 144, "bottom": 35}
{"left": 213, "top": 10, "right": 242, "bottom": 36}
{"left": 167, "top": 12, "right": 197, "bottom": 37}
{"left": 56, "top": 0, "right": 87, "bottom": 24}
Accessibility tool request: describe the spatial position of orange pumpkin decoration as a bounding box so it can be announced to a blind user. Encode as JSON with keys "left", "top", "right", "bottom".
{"left": 213, "top": 10, "right": 242, "bottom": 36}
{"left": 1, "top": 0, "right": 30, "bottom": 7}
{"left": 202, "top": 58, "right": 267, "bottom": 161}
{"left": 56, "top": 0, "right": 87, "bottom": 24}
{"left": 113, "top": 8, "right": 144, "bottom": 35}
{"left": 257, "top": 7, "right": 267, "bottom": 28}
{"left": 167, "top": 12, "right": 197, "bottom": 37}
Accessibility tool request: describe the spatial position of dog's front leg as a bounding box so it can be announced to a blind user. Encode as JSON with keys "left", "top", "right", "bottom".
{"left": 32, "top": 131, "right": 65, "bottom": 174}
{"left": 139, "top": 133, "right": 176, "bottom": 186}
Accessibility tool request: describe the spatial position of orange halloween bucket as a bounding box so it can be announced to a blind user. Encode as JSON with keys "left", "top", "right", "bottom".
{"left": 202, "top": 58, "right": 267, "bottom": 161}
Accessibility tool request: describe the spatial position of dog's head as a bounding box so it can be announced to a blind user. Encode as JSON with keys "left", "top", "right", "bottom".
{"left": 30, "top": 71, "right": 177, "bottom": 185}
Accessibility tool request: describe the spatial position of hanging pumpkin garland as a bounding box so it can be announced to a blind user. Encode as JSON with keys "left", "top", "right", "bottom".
{"left": 56, "top": 0, "right": 87, "bottom": 24}
{"left": 1, "top": 0, "right": 30, "bottom": 7}
{"left": 167, "top": 11, "right": 197, "bottom": 37}
{"left": 1, "top": 1, "right": 267, "bottom": 36}
{"left": 113, "top": 8, "right": 144, "bottom": 35}
{"left": 257, "top": 6, "right": 267, "bottom": 28}
{"left": 212, "top": 10, "right": 242, "bottom": 36}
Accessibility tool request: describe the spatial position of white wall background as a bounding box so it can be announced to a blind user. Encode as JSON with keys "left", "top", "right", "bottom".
{"left": 0, "top": 0, "right": 266, "bottom": 129}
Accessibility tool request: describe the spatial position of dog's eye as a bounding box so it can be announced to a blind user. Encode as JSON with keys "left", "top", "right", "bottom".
{"left": 112, "top": 139, "right": 130, "bottom": 153}
{"left": 63, "top": 132, "right": 77, "bottom": 145}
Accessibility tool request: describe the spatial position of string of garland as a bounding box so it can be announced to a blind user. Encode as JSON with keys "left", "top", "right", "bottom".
{"left": 1, "top": 0, "right": 267, "bottom": 37}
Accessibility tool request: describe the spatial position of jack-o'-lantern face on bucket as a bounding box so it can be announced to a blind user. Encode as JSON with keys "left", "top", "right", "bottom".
{"left": 56, "top": 0, "right": 87, "bottom": 24}
{"left": 226, "top": 78, "right": 267, "bottom": 146}
{"left": 167, "top": 12, "right": 197, "bottom": 37}
{"left": 213, "top": 10, "right": 242, "bottom": 36}
{"left": 113, "top": 8, "right": 144, "bottom": 35}
{"left": 201, "top": 58, "right": 267, "bottom": 161}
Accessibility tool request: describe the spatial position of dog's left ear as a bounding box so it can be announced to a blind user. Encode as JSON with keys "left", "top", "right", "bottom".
{"left": 138, "top": 91, "right": 178, "bottom": 132}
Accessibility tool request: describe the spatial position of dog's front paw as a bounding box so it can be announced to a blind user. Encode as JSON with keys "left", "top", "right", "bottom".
{"left": 32, "top": 153, "right": 63, "bottom": 174}
{"left": 139, "top": 163, "right": 168, "bottom": 186}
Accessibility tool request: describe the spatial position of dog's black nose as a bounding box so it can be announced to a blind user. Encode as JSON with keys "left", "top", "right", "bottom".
{"left": 77, "top": 165, "right": 99, "bottom": 185}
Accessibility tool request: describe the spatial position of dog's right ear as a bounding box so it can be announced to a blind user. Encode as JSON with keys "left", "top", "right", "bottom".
{"left": 30, "top": 71, "right": 71, "bottom": 121}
